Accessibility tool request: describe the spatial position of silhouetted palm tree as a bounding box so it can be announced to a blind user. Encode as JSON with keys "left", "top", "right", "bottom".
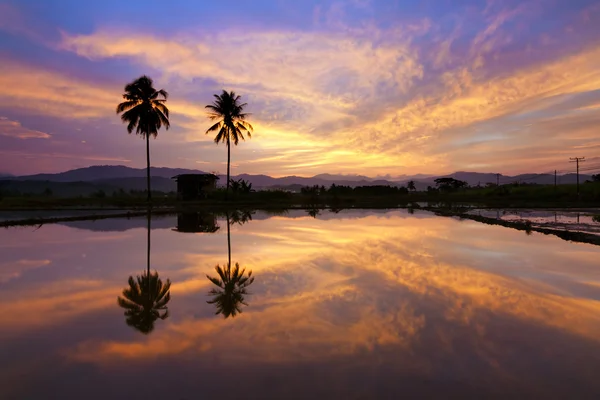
{"left": 407, "top": 180, "right": 416, "bottom": 192}
{"left": 206, "top": 262, "right": 254, "bottom": 318}
{"left": 116, "top": 76, "right": 170, "bottom": 201}
{"left": 117, "top": 211, "right": 171, "bottom": 333}
{"left": 205, "top": 91, "right": 253, "bottom": 196}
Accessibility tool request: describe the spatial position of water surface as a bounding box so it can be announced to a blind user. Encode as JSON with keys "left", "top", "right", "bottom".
{"left": 2, "top": 209, "right": 600, "bottom": 399}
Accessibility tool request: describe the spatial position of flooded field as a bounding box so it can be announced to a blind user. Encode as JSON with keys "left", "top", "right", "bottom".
{"left": 2, "top": 209, "right": 600, "bottom": 399}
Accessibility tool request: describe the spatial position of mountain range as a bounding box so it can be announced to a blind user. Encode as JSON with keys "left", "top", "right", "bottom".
{"left": 0, "top": 165, "right": 591, "bottom": 197}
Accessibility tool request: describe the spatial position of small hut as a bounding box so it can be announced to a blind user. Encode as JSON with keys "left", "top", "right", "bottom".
{"left": 172, "top": 174, "right": 219, "bottom": 200}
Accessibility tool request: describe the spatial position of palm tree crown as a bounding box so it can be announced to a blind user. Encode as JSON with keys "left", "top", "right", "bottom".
{"left": 205, "top": 90, "right": 253, "bottom": 194}
{"left": 206, "top": 263, "right": 254, "bottom": 318}
{"left": 117, "top": 76, "right": 170, "bottom": 137}
{"left": 206, "top": 90, "right": 253, "bottom": 145}
{"left": 118, "top": 271, "right": 171, "bottom": 334}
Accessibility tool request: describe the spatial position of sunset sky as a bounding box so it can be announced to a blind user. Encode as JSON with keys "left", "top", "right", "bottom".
{"left": 1, "top": 0, "right": 599, "bottom": 177}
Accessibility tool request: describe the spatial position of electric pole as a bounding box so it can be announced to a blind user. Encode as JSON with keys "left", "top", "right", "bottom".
{"left": 496, "top": 173, "right": 500, "bottom": 187}
{"left": 569, "top": 157, "right": 585, "bottom": 197}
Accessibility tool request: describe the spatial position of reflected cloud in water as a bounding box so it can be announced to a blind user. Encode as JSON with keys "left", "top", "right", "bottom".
{"left": 2, "top": 210, "right": 600, "bottom": 398}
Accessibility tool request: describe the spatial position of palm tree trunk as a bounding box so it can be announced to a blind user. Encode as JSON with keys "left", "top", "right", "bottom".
{"left": 226, "top": 136, "right": 231, "bottom": 199}
{"left": 146, "top": 134, "right": 151, "bottom": 202}
{"left": 147, "top": 210, "right": 151, "bottom": 278}
{"left": 226, "top": 213, "right": 231, "bottom": 267}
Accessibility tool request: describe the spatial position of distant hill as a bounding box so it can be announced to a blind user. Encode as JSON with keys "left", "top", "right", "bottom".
{"left": 17, "top": 165, "right": 205, "bottom": 182}
{"left": 59, "top": 215, "right": 178, "bottom": 232}
{"left": 313, "top": 173, "right": 373, "bottom": 181}
{"left": 4, "top": 165, "right": 591, "bottom": 195}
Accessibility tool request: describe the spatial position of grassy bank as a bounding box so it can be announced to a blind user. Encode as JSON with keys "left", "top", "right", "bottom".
{"left": 0, "top": 182, "right": 599, "bottom": 211}
{"left": 423, "top": 206, "right": 600, "bottom": 246}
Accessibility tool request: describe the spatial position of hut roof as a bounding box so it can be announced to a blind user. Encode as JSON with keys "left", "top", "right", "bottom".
{"left": 172, "top": 173, "right": 220, "bottom": 182}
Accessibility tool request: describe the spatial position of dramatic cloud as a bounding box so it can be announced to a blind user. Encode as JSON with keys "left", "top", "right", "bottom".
{"left": 0, "top": 117, "right": 51, "bottom": 139}
{"left": 0, "top": 0, "right": 599, "bottom": 175}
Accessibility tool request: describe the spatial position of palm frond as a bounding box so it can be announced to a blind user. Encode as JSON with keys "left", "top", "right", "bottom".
{"left": 116, "top": 100, "right": 140, "bottom": 113}
{"left": 206, "top": 121, "right": 221, "bottom": 133}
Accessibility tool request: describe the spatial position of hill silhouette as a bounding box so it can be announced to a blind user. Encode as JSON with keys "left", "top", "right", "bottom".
{"left": 1, "top": 165, "right": 590, "bottom": 196}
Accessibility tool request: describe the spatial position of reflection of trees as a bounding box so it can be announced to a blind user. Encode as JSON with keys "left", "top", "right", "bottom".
{"left": 206, "top": 211, "right": 255, "bottom": 318}
{"left": 229, "top": 209, "right": 254, "bottom": 225}
{"left": 207, "top": 263, "right": 254, "bottom": 318}
{"left": 118, "top": 211, "right": 171, "bottom": 334}
{"left": 307, "top": 207, "right": 320, "bottom": 218}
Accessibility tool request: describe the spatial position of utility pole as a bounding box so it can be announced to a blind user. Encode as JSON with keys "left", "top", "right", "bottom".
{"left": 496, "top": 173, "right": 500, "bottom": 187}
{"left": 569, "top": 157, "right": 585, "bottom": 197}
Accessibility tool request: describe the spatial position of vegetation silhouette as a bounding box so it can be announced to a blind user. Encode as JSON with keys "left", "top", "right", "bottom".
{"left": 117, "top": 211, "right": 171, "bottom": 334}
{"left": 205, "top": 90, "right": 253, "bottom": 197}
{"left": 206, "top": 212, "right": 255, "bottom": 318}
{"left": 230, "top": 178, "right": 253, "bottom": 195}
{"left": 434, "top": 177, "right": 468, "bottom": 192}
{"left": 407, "top": 180, "right": 416, "bottom": 192}
{"left": 116, "top": 76, "right": 170, "bottom": 202}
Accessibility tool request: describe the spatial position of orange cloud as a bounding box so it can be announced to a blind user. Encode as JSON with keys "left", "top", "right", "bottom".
{"left": 0, "top": 259, "right": 51, "bottom": 282}
{"left": 0, "top": 117, "right": 51, "bottom": 139}
{"left": 54, "top": 19, "right": 600, "bottom": 175}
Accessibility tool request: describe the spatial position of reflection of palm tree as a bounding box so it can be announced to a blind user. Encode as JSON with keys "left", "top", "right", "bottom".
{"left": 118, "top": 272, "right": 171, "bottom": 333}
{"left": 118, "top": 211, "right": 171, "bottom": 334}
{"left": 207, "top": 263, "right": 254, "bottom": 318}
{"left": 206, "top": 212, "right": 255, "bottom": 318}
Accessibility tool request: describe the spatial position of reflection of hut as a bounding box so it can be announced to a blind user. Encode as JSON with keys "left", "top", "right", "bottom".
{"left": 174, "top": 213, "right": 220, "bottom": 233}
{"left": 172, "top": 174, "right": 219, "bottom": 200}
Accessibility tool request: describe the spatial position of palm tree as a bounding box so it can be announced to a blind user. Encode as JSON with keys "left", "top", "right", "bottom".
{"left": 407, "top": 180, "right": 416, "bottom": 192}
{"left": 116, "top": 76, "right": 170, "bottom": 202}
{"left": 206, "top": 262, "right": 254, "bottom": 318}
{"left": 205, "top": 90, "right": 253, "bottom": 196}
{"left": 117, "top": 211, "right": 171, "bottom": 333}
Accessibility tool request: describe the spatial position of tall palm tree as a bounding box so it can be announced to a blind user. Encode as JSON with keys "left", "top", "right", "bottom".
{"left": 116, "top": 76, "right": 170, "bottom": 202}
{"left": 407, "top": 180, "right": 416, "bottom": 192}
{"left": 205, "top": 90, "right": 253, "bottom": 196}
{"left": 117, "top": 211, "right": 171, "bottom": 334}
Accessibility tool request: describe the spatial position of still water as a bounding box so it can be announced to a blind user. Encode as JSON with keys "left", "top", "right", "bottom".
{"left": 2, "top": 209, "right": 600, "bottom": 399}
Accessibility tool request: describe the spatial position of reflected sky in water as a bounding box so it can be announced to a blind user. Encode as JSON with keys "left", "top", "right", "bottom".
{"left": 2, "top": 209, "right": 600, "bottom": 399}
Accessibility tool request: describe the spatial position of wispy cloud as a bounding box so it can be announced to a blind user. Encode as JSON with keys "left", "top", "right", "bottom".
{"left": 0, "top": 117, "right": 51, "bottom": 139}
{"left": 0, "top": 0, "right": 599, "bottom": 175}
